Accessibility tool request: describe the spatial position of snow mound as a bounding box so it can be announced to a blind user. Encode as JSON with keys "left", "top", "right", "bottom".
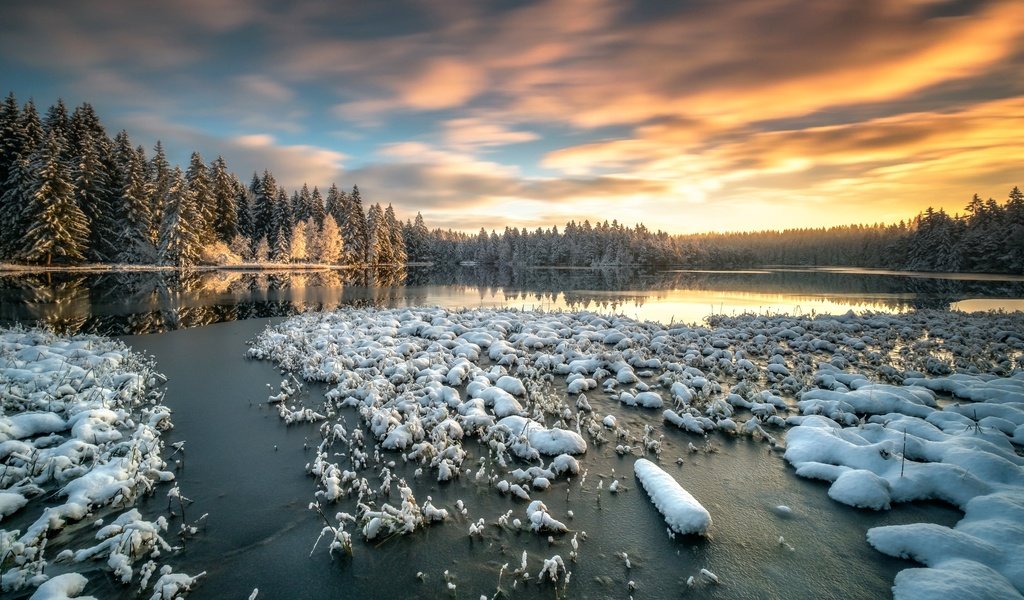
{"left": 634, "top": 458, "right": 711, "bottom": 535}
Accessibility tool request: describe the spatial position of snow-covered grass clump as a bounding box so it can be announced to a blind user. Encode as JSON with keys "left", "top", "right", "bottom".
{"left": 786, "top": 369, "right": 1024, "bottom": 597}
{"left": 249, "top": 306, "right": 1024, "bottom": 598}
{"left": 0, "top": 328, "right": 201, "bottom": 598}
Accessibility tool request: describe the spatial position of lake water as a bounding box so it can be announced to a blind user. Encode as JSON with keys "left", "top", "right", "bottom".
{"left": 2, "top": 265, "right": 1016, "bottom": 599}
{"left": 2, "top": 265, "right": 1023, "bottom": 335}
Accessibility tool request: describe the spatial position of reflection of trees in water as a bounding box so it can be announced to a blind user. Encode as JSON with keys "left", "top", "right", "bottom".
{"left": 1, "top": 264, "right": 1021, "bottom": 336}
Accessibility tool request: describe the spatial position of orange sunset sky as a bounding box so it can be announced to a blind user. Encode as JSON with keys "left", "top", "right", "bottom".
{"left": 3, "top": 0, "right": 1023, "bottom": 233}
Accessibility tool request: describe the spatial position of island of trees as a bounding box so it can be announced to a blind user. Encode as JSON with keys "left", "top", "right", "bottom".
{"left": 1, "top": 93, "right": 1021, "bottom": 274}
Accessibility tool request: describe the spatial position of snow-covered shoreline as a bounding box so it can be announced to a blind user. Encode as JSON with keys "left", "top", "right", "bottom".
{"left": 248, "top": 305, "right": 1023, "bottom": 599}
{"left": 0, "top": 328, "right": 202, "bottom": 599}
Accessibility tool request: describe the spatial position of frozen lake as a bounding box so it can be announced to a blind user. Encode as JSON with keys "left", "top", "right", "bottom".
{"left": 120, "top": 318, "right": 959, "bottom": 600}
{"left": 2, "top": 266, "right": 1020, "bottom": 599}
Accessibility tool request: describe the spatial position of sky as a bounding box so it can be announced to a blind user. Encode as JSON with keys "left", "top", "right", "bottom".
{"left": 3, "top": 0, "right": 1024, "bottom": 234}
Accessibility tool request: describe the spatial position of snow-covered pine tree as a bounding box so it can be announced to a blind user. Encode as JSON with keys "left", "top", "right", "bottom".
{"left": 295, "top": 183, "right": 313, "bottom": 225}
{"left": 0, "top": 155, "right": 33, "bottom": 259}
{"left": 407, "top": 212, "right": 430, "bottom": 262}
{"left": 311, "top": 186, "right": 326, "bottom": 231}
{"left": 234, "top": 174, "right": 254, "bottom": 248}
{"left": 209, "top": 155, "right": 237, "bottom": 243}
{"left": 345, "top": 184, "right": 368, "bottom": 263}
{"left": 271, "top": 187, "right": 291, "bottom": 261}
{"left": 289, "top": 220, "right": 308, "bottom": 262}
{"left": 19, "top": 100, "right": 43, "bottom": 156}
{"left": 318, "top": 215, "right": 343, "bottom": 264}
{"left": 185, "top": 151, "right": 215, "bottom": 245}
{"left": 0, "top": 93, "right": 21, "bottom": 192}
{"left": 71, "top": 128, "right": 112, "bottom": 262}
{"left": 253, "top": 170, "right": 277, "bottom": 250}
{"left": 365, "top": 203, "right": 392, "bottom": 264}
{"left": 113, "top": 131, "right": 155, "bottom": 263}
{"left": 148, "top": 141, "right": 171, "bottom": 247}
{"left": 42, "top": 99, "right": 72, "bottom": 164}
{"left": 158, "top": 166, "right": 202, "bottom": 267}
{"left": 21, "top": 131, "right": 89, "bottom": 264}
{"left": 0, "top": 93, "right": 22, "bottom": 257}
{"left": 325, "top": 184, "right": 341, "bottom": 228}
{"left": 384, "top": 203, "right": 406, "bottom": 264}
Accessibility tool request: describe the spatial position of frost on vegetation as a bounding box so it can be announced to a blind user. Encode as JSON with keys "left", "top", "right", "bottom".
{"left": 248, "top": 307, "right": 1024, "bottom": 597}
{"left": 0, "top": 328, "right": 195, "bottom": 597}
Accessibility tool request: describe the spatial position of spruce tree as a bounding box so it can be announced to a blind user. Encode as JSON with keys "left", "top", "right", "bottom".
{"left": 271, "top": 187, "right": 291, "bottom": 261}
{"left": 0, "top": 156, "right": 33, "bottom": 259}
{"left": 148, "top": 141, "right": 171, "bottom": 246}
{"left": 186, "top": 151, "right": 214, "bottom": 244}
{"left": 21, "top": 132, "right": 89, "bottom": 264}
{"left": 318, "top": 216, "right": 343, "bottom": 264}
{"left": 365, "top": 203, "right": 391, "bottom": 264}
{"left": 0, "top": 93, "right": 22, "bottom": 256}
{"left": 113, "top": 130, "right": 155, "bottom": 263}
{"left": 235, "top": 174, "right": 254, "bottom": 246}
{"left": 384, "top": 204, "right": 406, "bottom": 264}
{"left": 209, "top": 155, "right": 237, "bottom": 243}
{"left": 254, "top": 170, "right": 276, "bottom": 249}
{"left": 325, "top": 183, "right": 342, "bottom": 227}
{"left": 296, "top": 183, "right": 313, "bottom": 224}
{"left": 71, "top": 128, "right": 111, "bottom": 262}
{"left": 311, "top": 186, "right": 326, "bottom": 231}
{"left": 345, "top": 184, "right": 368, "bottom": 263}
{"left": 159, "top": 166, "right": 202, "bottom": 267}
{"left": 19, "top": 100, "right": 43, "bottom": 155}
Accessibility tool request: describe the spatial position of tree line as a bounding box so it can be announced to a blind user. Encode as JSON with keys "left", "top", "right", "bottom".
{"left": 407, "top": 192, "right": 1024, "bottom": 274}
{"left": 3, "top": 93, "right": 1021, "bottom": 274}
{"left": 0, "top": 93, "right": 409, "bottom": 266}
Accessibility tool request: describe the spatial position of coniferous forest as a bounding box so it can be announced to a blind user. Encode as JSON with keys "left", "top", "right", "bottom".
{"left": 2, "top": 93, "right": 1022, "bottom": 274}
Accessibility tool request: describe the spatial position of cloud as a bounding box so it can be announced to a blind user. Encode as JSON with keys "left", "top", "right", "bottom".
{"left": 442, "top": 118, "right": 538, "bottom": 150}
{"left": 116, "top": 113, "right": 346, "bottom": 189}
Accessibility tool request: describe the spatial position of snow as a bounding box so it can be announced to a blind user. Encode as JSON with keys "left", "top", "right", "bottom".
{"left": 0, "top": 328, "right": 191, "bottom": 597}
{"left": 29, "top": 573, "right": 95, "bottom": 600}
{"left": 244, "top": 306, "right": 1024, "bottom": 598}
{"left": 633, "top": 458, "right": 711, "bottom": 535}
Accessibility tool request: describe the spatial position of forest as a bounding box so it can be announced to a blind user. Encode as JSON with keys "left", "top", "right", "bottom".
{"left": 2, "top": 93, "right": 1022, "bottom": 274}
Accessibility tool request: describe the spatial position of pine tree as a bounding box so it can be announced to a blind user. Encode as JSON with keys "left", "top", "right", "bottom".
{"left": 254, "top": 170, "right": 276, "bottom": 250}
{"left": 209, "top": 155, "right": 237, "bottom": 243}
{"left": 21, "top": 132, "right": 89, "bottom": 264}
{"left": 0, "top": 92, "right": 20, "bottom": 192}
{"left": 406, "top": 212, "right": 430, "bottom": 262}
{"left": 19, "top": 100, "right": 43, "bottom": 156}
{"left": 271, "top": 187, "right": 291, "bottom": 261}
{"left": 113, "top": 131, "right": 155, "bottom": 263}
{"left": 43, "top": 99, "right": 71, "bottom": 165}
{"left": 311, "top": 186, "right": 326, "bottom": 231}
{"left": 290, "top": 220, "right": 308, "bottom": 262}
{"left": 325, "top": 184, "right": 342, "bottom": 228}
{"left": 366, "top": 203, "right": 391, "bottom": 264}
{"left": 0, "top": 93, "right": 22, "bottom": 257}
{"left": 343, "top": 184, "right": 368, "bottom": 263}
{"left": 159, "top": 166, "right": 202, "bottom": 266}
{"left": 185, "top": 151, "right": 214, "bottom": 244}
{"left": 71, "top": 128, "right": 111, "bottom": 262}
{"left": 296, "top": 183, "right": 313, "bottom": 224}
{"left": 0, "top": 155, "right": 33, "bottom": 259}
{"left": 317, "top": 216, "right": 343, "bottom": 263}
{"left": 384, "top": 203, "right": 406, "bottom": 264}
{"left": 148, "top": 141, "right": 171, "bottom": 246}
{"left": 235, "top": 174, "right": 254, "bottom": 246}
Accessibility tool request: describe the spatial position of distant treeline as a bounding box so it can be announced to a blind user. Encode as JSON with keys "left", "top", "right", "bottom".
{"left": 411, "top": 190, "right": 1024, "bottom": 274}
{"left": 2, "top": 93, "right": 1021, "bottom": 274}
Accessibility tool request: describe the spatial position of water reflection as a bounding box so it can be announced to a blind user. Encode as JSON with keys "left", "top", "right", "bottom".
{"left": 1, "top": 264, "right": 1022, "bottom": 335}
